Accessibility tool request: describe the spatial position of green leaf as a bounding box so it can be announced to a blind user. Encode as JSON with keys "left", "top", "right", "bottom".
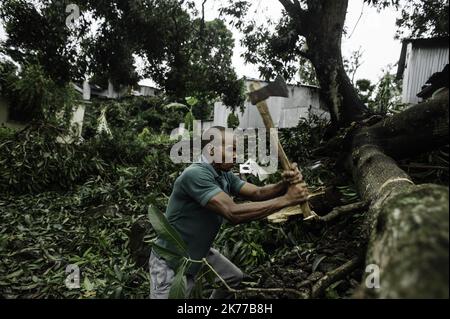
{"left": 184, "top": 112, "right": 194, "bottom": 131}
{"left": 312, "top": 255, "right": 327, "bottom": 273}
{"left": 189, "top": 279, "right": 203, "bottom": 299}
{"left": 113, "top": 286, "right": 123, "bottom": 299}
{"left": 148, "top": 205, "right": 188, "bottom": 257}
{"left": 83, "top": 277, "right": 94, "bottom": 292}
{"left": 168, "top": 261, "right": 189, "bottom": 299}
{"left": 164, "top": 102, "right": 188, "bottom": 110}
{"left": 150, "top": 242, "right": 184, "bottom": 268}
{"left": 5, "top": 269, "right": 23, "bottom": 279}
{"left": 185, "top": 96, "right": 198, "bottom": 107}
{"left": 189, "top": 264, "right": 206, "bottom": 298}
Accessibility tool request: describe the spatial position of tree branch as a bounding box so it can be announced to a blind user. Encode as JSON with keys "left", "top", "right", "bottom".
{"left": 311, "top": 257, "right": 362, "bottom": 298}
{"left": 318, "top": 201, "right": 368, "bottom": 223}
{"left": 200, "top": 0, "right": 207, "bottom": 38}
{"left": 278, "top": 0, "right": 309, "bottom": 36}
{"left": 298, "top": 49, "right": 312, "bottom": 60}
{"left": 278, "top": 0, "right": 297, "bottom": 13}
{"left": 202, "top": 258, "right": 309, "bottom": 298}
{"left": 354, "top": 89, "right": 449, "bottom": 161}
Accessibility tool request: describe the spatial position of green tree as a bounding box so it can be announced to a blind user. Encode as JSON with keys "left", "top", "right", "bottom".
{"left": 371, "top": 67, "right": 402, "bottom": 114}
{"left": 220, "top": 0, "right": 450, "bottom": 299}
{"left": 219, "top": 0, "right": 448, "bottom": 128}
{"left": 355, "top": 70, "right": 402, "bottom": 115}
{"left": 298, "top": 56, "right": 319, "bottom": 86}
{"left": 0, "top": 60, "right": 76, "bottom": 123}
{"left": 0, "top": 0, "right": 86, "bottom": 84}
{"left": 395, "top": 0, "right": 449, "bottom": 38}
{"left": 140, "top": 13, "right": 245, "bottom": 111}
{"left": 355, "top": 78, "right": 376, "bottom": 106}
{"left": 227, "top": 112, "right": 240, "bottom": 129}
{"left": 0, "top": 0, "right": 245, "bottom": 111}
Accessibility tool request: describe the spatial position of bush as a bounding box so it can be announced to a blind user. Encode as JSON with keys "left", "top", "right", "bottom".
{"left": 0, "top": 96, "right": 187, "bottom": 298}
{"left": 279, "top": 110, "right": 329, "bottom": 167}
{"left": 0, "top": 61, "right": 76, "bottom": 123}
{"left": 227, "top": 112, "right": 240, "bottom": 129}
{"left": 82, "top": 96, "right": 185, "bottom": 139}
{"left": 0, "top": 189, "right": 153, "bottom": 298}
{"left": 0, "top": 125, "right": 107, "bottom": 194}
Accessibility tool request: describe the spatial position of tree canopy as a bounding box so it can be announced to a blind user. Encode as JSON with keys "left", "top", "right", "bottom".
{"left": 217, "top": 0, "right": 448, "bottom": 128}
{"left": 0, "top": 0, "right": 244, "bottom": 110}
{"left": 219, "top": 0, "right": 448, "bottom": 83}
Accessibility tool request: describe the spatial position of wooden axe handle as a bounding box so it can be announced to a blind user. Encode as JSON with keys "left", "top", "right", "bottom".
{"left": 249, "top": 82, "right": 313, "bottom": 217}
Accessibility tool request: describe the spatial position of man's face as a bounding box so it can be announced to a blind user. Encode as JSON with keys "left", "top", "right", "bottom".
{"left": 212, "top": 131, "right": 236, "bottom": 172}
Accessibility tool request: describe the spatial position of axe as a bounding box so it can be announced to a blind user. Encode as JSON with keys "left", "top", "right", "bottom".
{"left": 248, "top": 76, "right": 318, "bottom": 222}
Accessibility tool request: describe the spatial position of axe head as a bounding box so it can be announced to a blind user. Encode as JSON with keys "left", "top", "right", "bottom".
{"left": 248, "top": 75, "right": 289, "bottom": 105}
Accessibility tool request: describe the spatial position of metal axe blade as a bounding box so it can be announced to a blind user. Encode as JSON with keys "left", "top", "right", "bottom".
{"left": 248, "top": 75, "right": 289, "bottom": 105}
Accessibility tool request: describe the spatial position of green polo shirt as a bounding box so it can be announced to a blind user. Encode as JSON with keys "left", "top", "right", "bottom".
{"left": 155, "top": 161, "right": 245, "bottom": 275}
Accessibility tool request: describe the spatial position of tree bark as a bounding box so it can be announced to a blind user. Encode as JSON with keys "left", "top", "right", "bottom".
{"left": 351, "top": 91, "right": 449, "bottom": 298}
{"left": 290, "top": 0, "right": 368, "bottom": 128}
{"left": 361, "top": 184, "right": 449, "bottom": 298}
{"left": 353, "top": 89, "right": 449, "bottom": 160}
{"left": 279, "top": 0, "right": 449, "bottom": 298}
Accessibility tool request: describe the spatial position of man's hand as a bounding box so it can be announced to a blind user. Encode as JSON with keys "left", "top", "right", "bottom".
{"left": 284, "top": 184, "right": 309, "bottom": 205}
{"left": 281, "top": 162, "right": 303, "bottom": 185}
{"left": 238, "top": 163, "right": 305, "bottom": 202}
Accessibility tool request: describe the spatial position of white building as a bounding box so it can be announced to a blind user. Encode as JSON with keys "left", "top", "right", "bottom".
{"left": 212, "top": 78, "right": 328, "bottom": 130}
{"left": 1, "top": 80, "right": 160, "bottom": 130}
{"left": 71, "top": 81, "right": 160, "bottom": 99}
{"left": 396, "top": 37, "right": 449, "bottom": 105}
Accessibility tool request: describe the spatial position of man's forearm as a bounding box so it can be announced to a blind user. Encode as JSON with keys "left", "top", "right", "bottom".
{"left": 253, "top": 181, "right": 287, "bottom": 201}
{"left": 228, "top": 195, "right": 293, "bottom": 224}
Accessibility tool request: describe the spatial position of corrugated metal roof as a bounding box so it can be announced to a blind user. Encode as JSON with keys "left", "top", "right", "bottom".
{"left": 397, "top": 37, "right": 449, "bottom": 80}
{"left": 243, "top": 77, "right": 321, "bottom": 90}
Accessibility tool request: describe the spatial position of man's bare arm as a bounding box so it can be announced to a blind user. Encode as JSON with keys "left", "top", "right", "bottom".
{"left": 238, "top": 162, "right": 304, "bottom": 201}
{"left": 205, "top": 186, "right": 307, "bottom": 225}
{"left": 239, "top": 182, "right": 287, "bottom": 201}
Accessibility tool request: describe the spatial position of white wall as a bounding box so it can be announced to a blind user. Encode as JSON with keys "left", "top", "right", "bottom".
{"left": 213, "top": 81, "right": 328, "bottom": 129}
{"left": 139, "top": 86, "right": 158, "bottom": 97}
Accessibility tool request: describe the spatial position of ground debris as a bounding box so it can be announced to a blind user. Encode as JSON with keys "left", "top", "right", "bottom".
{"left": 240, "top": 208, "right": 367, "bottom": 299}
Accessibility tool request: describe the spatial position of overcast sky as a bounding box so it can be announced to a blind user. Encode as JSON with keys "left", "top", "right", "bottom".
{"left": 199, "top": 0, "right": 403, "bottom": 84}
{"left": 0, "top": 0, "right": 403, "bottom": 86}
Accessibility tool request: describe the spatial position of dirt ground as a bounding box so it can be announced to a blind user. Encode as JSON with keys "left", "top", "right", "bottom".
{"left": 239, "top": 211, "right": 367, "bottom": 299}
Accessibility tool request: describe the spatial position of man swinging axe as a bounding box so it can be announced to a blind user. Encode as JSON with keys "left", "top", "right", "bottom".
{"left": 149, "top": 76, "right": 311, "bottom": 299}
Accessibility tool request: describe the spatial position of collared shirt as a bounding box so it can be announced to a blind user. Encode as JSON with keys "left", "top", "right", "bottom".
{"left": 154, "top": 160, "right": 245, "bottom": 275}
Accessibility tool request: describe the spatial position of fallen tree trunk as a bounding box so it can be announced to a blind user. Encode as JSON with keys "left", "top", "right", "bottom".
{"left": 353, "top": 89, "right": 449, "bottom": 160}
{"left": 351, "top": 90, "right": 449, "bottom": 298}
{"left": 276, "top": 0, "right": 448, "bottom": 298}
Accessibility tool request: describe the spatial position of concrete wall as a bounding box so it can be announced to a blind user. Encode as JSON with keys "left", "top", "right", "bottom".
{"left": 139, "top": 86, "right": 158, "bottom": 97}
{"left": 213, "top": 80, "right": 328, "bottom": 129}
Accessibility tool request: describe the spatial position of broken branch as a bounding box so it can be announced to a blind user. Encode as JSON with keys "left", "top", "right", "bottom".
{"left": 318, "top": 201, "right": 368, "bottom": 223}
{"left": 311, "top": 257, "right": 362, "bottom": 298}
